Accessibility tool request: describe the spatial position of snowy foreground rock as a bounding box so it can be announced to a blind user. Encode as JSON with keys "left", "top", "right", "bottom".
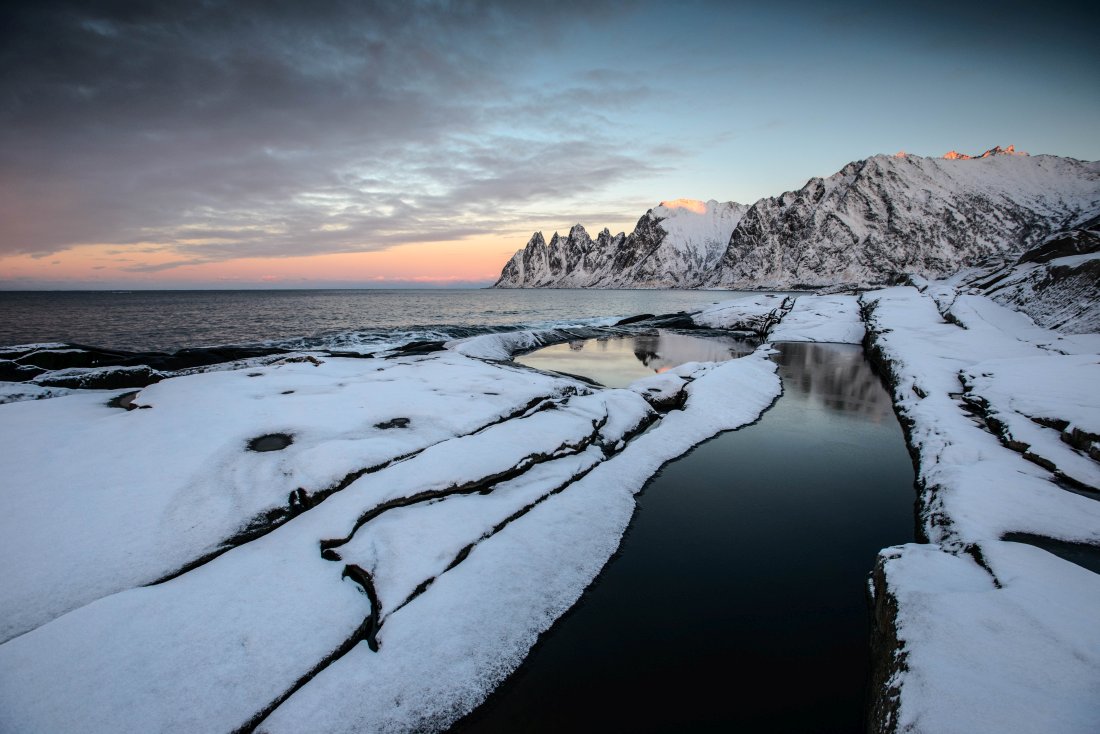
{"left": 0, "top": 343, "right": 780, "bottom": 732}
{"left": 861, "top": 287, "right": 1100, "bottom": 734}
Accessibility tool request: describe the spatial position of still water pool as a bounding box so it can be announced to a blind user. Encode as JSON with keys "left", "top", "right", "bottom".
{"left": 515, "top": 330, "right": 756, "bottom": 387}
{"left": 456, "top": 342, "right": 916, "bottom": 733}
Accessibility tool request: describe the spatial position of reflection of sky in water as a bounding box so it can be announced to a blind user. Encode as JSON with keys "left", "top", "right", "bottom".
{"left": 515, "top": 331, "right": 755, "bottom": 388}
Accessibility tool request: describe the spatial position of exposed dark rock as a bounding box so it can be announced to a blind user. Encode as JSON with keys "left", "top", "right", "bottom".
{"left": 644, "top": 312, "right": 700, "bottom": 329}
{"left": 35, "top": 365, "right": 163, "bottom": 390}
{"left": 107, "top": 391, "right": 141, "bottom": 410}
{"left": 867, "top": 554, "right": 905, "bottom": 734}
{"left": 388, "top": 340, "right": 446, "bottom": 356}
{"left": 2, "top": 343, "right": 292, "bottom": 379}
{"left": 640, "top": 386, "right": 688, "bottom": 412}
{"left": 274, "top": 355, "right": 324, "bottom": 366}
{"left": 248, "top": 433, "right": 293, "bottom": 452}
{"left": 15, "top": 348, "right": 103, "bottom": 370}
{"left": 0, "top": 360, "right": 45, "bottom": 382}
{"left": 321, "top": 350, "right": 375, "bottom": 359}
{"left": 1016, "top": 224, "right": 1100, "bottom": 264}
{"left": 374, "top": 418, "right": 411, "bottom": 430}
{"left": 613, "top": 313, "right": 655, "bottom": 326}
{"left": 1002, "top": 533, "right": 1100, "bottom": 574}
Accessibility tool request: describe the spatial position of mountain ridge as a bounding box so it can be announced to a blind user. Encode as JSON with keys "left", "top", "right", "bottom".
{"left": 494, "top": 149, "right": 1100, "bottom": 290}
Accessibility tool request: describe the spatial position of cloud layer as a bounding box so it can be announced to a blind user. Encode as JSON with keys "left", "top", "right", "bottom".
{"left": 1, "top": 1, "right": 659, "bottom": 266}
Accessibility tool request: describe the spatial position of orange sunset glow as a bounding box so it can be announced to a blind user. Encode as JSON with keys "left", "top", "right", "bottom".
{"left": 0, "top": 236, "right": 524, "bottom": 288}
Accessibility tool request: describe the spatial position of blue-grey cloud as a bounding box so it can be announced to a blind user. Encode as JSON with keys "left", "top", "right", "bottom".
{"left": 0, "top": 0, "right": 654, "bottom": 260}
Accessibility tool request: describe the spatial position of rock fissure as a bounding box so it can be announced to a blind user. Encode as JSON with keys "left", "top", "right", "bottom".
{"left": 319, "top": 413, "right": 612, "bottom": 555}
{"left": 149, "top": 394, "right": 569, "bottom": 586}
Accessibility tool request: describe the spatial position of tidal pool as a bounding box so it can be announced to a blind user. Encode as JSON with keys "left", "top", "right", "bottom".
{"left": 514, "top": 330, "right": 756, "bottom": 387}
{"left": 455, "top": 342, "right": 916, "bottom": 733}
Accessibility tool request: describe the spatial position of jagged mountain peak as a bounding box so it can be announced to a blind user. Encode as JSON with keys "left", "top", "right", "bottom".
{"left": 494, "top": 198, "right": 749, "bottom": 289}
{"left": 944, "top": 144, "right": 1028, "bottom": 160}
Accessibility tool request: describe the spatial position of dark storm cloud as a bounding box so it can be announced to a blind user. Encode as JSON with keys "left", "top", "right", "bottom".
{"left": 0, "top": 0, "right": 649, "bottom": 262}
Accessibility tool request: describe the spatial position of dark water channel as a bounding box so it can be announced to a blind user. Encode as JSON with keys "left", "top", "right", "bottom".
{"left": 455, "top": 342, "right": 916, "bottom": 733}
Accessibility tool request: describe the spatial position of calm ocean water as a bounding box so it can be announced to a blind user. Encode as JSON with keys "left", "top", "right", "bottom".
{"left": 0, "top": 289, "right": 752, "bottom": 353}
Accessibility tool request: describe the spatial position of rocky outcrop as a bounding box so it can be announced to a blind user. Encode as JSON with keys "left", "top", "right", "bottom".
{"left": 957, "top": 213, "right": 1100, "bottom": 333}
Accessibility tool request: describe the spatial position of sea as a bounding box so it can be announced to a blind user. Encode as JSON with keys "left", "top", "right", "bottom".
{"left": 0, "top": 289, "right": 748, "bottom": 353}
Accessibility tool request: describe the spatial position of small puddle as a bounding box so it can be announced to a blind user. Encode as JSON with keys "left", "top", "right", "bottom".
{"left": 514, "top": 330, "right": 757, "bottom": 387}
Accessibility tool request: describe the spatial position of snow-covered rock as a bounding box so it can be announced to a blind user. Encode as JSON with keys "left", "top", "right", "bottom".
{"left": 691, "top": 294, "right": 792, "bottom": 333}
{"left": 0, "top": 353, "right": 585, "bottom": 643}
{"left": 952, "top": 214, "right": 1100, "bottom": 333}
{"left": 494, "top": 199, "right": 748, "bottom": 288}
{"left": 767, "top": 294, "right": 865, "bottom": 344}
{"left": 860, "top": 285, "right": 1100, "bottom": 733}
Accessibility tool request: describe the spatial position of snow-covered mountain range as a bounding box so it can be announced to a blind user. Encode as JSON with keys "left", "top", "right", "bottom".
{"left": 494, "top": 147, "right": 1100, "bottom": 289}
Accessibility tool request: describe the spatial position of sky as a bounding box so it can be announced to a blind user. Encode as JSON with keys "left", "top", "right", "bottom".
{"left": 1, "top": 0, "right": 1098, "bottom": 289}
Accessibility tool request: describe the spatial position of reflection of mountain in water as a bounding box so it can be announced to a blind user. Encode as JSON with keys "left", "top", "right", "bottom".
{"left": 630, "top": 332, "right": 756, "bottom": 373}
{"left": 515, "top": 330, "right": 759, "bottom": 388}
{"left": 774, "top": 342, "right": 894, "bottom": 421}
